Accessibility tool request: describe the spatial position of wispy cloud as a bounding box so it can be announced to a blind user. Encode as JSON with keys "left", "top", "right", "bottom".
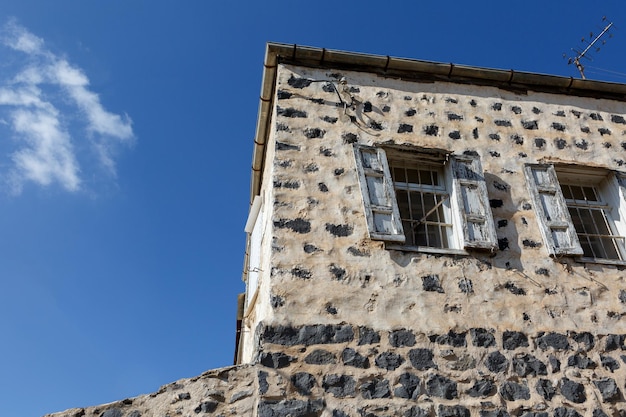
{"left": 0, "top": 19, "right": 134, "bottom": 194}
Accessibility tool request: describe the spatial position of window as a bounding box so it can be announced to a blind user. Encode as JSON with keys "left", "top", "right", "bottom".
{"left": 353, "top": 145, "right": 497, "bottom": 253}
{"left": 525, "top": 164, "right": 626, "bottom": 263}
{"left": 390, "top": 157, "right": 452, "bottom": 248}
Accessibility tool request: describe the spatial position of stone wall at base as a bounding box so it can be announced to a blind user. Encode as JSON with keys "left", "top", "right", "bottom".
{"left": 47, "top": 327, "right": 626, "bottom": 417}
{"left": 44, "top": 365, "right": 257, "bottom": 417}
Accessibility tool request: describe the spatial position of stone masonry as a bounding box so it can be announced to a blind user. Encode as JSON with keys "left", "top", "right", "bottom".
{"left": 47, "top": 44, "right": 626, "bottom": 417}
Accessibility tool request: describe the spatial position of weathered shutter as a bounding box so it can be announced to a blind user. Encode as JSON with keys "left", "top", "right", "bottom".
{"left": 610, "top": 173, "right": 626, "bottom": 242}
{"left": 451, "top": 155, "right": 497, "bottom": 250}
{"left": 353, "top": 145, "right": 405, "bottom": 242}
{"left": 524, "top": 164, "right": 583, "bottom": 256}
{"left": 615, "top": 173, "right": 626, "bottom": 204}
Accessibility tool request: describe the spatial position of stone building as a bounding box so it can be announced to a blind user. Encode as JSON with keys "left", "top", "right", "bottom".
{"left": 49, "top": 43, "right": 626, "bottom": 417}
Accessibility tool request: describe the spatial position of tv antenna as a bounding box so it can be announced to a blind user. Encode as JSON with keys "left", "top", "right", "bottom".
{"left": 565, "top": 17, "right": 614, "bottom": 79}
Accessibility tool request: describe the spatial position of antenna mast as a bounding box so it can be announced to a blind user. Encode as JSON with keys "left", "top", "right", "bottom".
{"left": 566, "top": 19, "right": 614, "bottom": 79}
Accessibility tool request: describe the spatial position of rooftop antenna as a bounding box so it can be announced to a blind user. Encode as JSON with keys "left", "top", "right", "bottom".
{"left": 565, "top": 17, "right": 614, "bottom": 79}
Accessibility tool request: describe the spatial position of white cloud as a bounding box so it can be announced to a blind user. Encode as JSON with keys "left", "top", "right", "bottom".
{"left": 0, "top": 19, "right": 134, "bottom": 194}
{"left": 2, "top": 19, "right": 44, "bottom": 55}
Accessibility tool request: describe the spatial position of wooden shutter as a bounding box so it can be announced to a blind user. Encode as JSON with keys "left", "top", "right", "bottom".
{"left": 353, "top": 145, "right": 405, "bottom": 242}
{"left": 524, "top": 164, "right": 583, "bottom": 256}
{"left": 451, "top": 155, "right": 497, "bottom": 250}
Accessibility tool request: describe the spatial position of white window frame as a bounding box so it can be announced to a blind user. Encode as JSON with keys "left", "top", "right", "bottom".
{"left": 525, "top": 164, "right": 626, "bottom": 265}
{"left": 353, "top": 145, "right": 497, "bottom": 254}
{"left": 244, "top": 196, "right": 263, "bottom": 309}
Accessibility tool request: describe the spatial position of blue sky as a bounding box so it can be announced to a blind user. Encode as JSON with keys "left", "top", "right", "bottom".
{"left": 1, "top": 1, "right": 625, "bottom": 416}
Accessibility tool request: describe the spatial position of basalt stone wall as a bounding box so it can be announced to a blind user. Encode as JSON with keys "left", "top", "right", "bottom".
{"left": 252, "top": 325, "right": 626, "bottom": 417}
{"left": 45, "top": 327, "right": 626, "bottom": 417}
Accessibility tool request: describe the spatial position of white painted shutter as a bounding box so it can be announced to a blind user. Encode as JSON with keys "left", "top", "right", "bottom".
{"left": 524, "top": 164, "right": 583, "bottom": 256}
{"left": 609, "top": 173, "right": 626, "bottom": 244}
{"left": 451, "top": 155, "right": 497, "bottom": 250}
{"left": 354, "top": 145, "right": 405, "bottom": 242}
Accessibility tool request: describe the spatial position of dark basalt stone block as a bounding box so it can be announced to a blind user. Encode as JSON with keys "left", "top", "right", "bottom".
{"left": 358, "top": 327, "right": 380, "bottom": 345}
{"left": 513, "top": 353, "right": 547, "bottom": 376}
{"left": 406, "top": 407, "right": 430, "bottom": 417}
{"left": 261, "top": 324, "right": 354, "bottom": 346}
{"left": 480, "top": 410, "right": 510, "bottom": 417}
{"left": 291, "top": 372, "right": 316, "bottom": 395}
{"left": 605, "top": 334, "right": 625, "bottom": 351}
{"left": 601, "top": 355, "right": 620, "bottom": 372}
{"left": 561, "top": 378, "right": 586, "bottom": 403}
{"left": 259, "top": 352, "right": 294, "bottom": 368}
{"left": 435, "top": 331, "right": 467, "bottom": 347}
{"left": 594, "top": 378, "right": 619, "bottom": 402}
{"left": 467, "top": 379, "right": 495, "bottom": 397}
{"left": 389, "top": 329, "right": 416, "bottom": 347}
{"left": 322, "top": 375, "right": 355, "bottom": 398}
{"left": 503, "top": 331, "right": 528, "bottom": 350}
{"left": 325, "top": 223, "right": 353, "bottom": 237}
{"left": 422, "top": 275, "right": 444, "bottom": 293}
{"left": 536, "top": 379, "right": 556, "bottom": 401}
{"left": 398, "top": 123, "right": 414, "bottom": 133}
{"left": 359, "top": 378, "right": 390, "bottom": 399}
{"left": 274, "top": 218, "right": 311, "bottom": 234}
{"left": 572, "top": 332, "right": 594, "bottom": 350}
{"left": 471, "top": 328, "right": 495, "bottom": 348}
{"left": 522, "top": 120, "right": 538, "bottom": 130}
{"left": 277, "top": 107, "right": 307, "bottom": 118}
{"left": 554, "top": 408, "right": 582, "bottom": 417}
{"left": 287, "top": 75, "right": 313, "bottom": 89}
{"left": 304, "top": 349, "right": 336, "bottom": 365}
{"left": 537, "top": 332, "right": 570, "bottom": 351}
{"left": 303, "top": 128, "right": 325, "bottom": 139}
{"left": 375, "top": 352, "right": 405, "bottom": 370}
{"left": 409, "top": 348, "right": 437, "bottom": 370}
{"left": 258, "top": 399, "right": 325, "bottom": 417}
{"left": 394, "top": 373, "right": 420, "bottom": 399}
{"left": 568, "top": 353, "right": 596, "bottom": 369}
{"left": 426, "top": 374, "right": 457, "bottom": 399}
{"left": 438, "top": 405, "right": 469, "bottom": 417}
{"left": 485, "top": 351, "right": 509, "bottom": 373}
{"left": 194, "top": 401, "right": 219, "bottom": 413}
{"left": 342, "top": 348, "right": 369, "bottom": 369}
{"left": 500, "top": 381, "right": 530, "bottom": 401}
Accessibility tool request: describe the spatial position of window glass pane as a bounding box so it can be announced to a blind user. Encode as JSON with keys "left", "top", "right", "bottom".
{"left": 396, "top": 190, "right": 410, "bottom": 218}
{"left": 570, "top": 185, "right": 585, "bottom": 201}
{"left": 393, "top": 167, "right": 406, "bottom": 183}
{"left": 582, "top": 186, "right": 598, "bottom": 202}
{"left": 600, "top": 237, "right": 621, "bottom": 259}
{"left": 561, "top": 184, "right": 573, "bottom": 200}
{"left": 402, "top": 220, "right": 414, "bottom": 246}
{"left": 577, "top": 208, "right": 596, "bottom": 234}
{"left": 406, "top": 168, "right": 419, "bottom": 184}
{"left": 419, "top": 170, "right": 433, "bottom": 185}
{"left": 591, "top": 209, "right": 611, "bottom": 235}
{"left": 409, "top": 191, "right": 424, "bottom": 219}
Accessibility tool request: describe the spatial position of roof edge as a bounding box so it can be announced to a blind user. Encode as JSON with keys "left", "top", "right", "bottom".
{"left": 249, "top": 42, "right": 626, "bottom": 205}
